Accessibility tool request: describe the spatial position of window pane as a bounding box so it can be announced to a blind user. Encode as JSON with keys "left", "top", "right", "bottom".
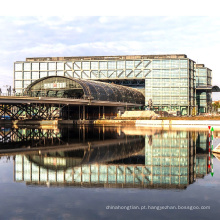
{"left": 24, "top": 63, "right": 31, "bottom": 71}
{"left": 24, "top": 72, "right": 31, "bottom": 79}
{"left": 40, "top": 63, "right": 47, "bottom": 70}
{"left": 24, "top": 81, "right": 31, "bottom": 88}
{"left": 108, "top": 61, "right": 116, "bottom": 69}
{"left": 100, "top": 62, "right": 107, "bottom": 69}
{"left": 15, "top": 81, "right": 22, "bottom": 88}
{"left": 91, "top": 62, "right": 98, "bottom": 69}
{"left": 15, "top": 63, "right": 22, "bottom": 71}
{"left": 40, "top": 71, "right": 47, "bottom": 78}
{"left": 117, "top": 61, "right": 125, "bottom": 69}
{"left": 32, "top": 72, "right": 39, "bottom": 79}
{"left": 15, "top": 72, "right": 22, "bottom": 80}
{"left": 82, "top": 62, "right": 90, "bottom": 70}
{"left": 32, "top": 63, "right": 39, "bottom": 70}
{"left": 126, "top": 61, "right": 134, "bottom": 69}
{"left": 48, "top": 62, "right": 56, "bottom": 70}
{"left": 57, "top": 62, "right": 64, "bottom": 70}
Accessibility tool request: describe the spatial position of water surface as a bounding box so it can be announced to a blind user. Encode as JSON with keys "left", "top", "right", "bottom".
{"left": 0, "top": 125, "right": 220, "bottom": 220}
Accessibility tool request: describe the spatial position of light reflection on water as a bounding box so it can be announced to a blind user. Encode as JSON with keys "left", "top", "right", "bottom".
{"left": 0, "top": 125, "right": 220, "bottom": 219}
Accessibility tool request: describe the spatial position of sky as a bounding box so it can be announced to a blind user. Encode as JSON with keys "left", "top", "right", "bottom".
{"left": 0, "top": 1, "right": 219, "bottom": 100}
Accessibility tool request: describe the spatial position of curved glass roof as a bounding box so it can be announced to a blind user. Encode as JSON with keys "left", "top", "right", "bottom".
{"left": 25, "top": 76, "right": 145, "bottom": 104}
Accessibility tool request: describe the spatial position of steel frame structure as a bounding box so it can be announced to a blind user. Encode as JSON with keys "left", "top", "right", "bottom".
{"left": 0, "top": 103, "right": 61, "bottom": 120}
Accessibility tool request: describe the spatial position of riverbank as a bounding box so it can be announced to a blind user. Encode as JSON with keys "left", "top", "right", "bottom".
{"left": 1, "top": 117, "right": 220, "bottom": 128}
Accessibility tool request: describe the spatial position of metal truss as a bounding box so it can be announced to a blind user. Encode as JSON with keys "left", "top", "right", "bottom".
{"left": 0, "top": 103, "right": 62, "bottom": 120}
{"left": 70, "top": 60, "right": 152, "bottom": 79}
{"left": 0, "top": 127, "right": 62, "bottom": 147}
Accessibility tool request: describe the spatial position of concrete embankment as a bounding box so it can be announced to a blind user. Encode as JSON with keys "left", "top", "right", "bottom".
{"left": 1, "top": 119, "right": 220, "bottom": 128}
{"left": 0, "top": 119, "right": 95, "bottom": 126}
{"left": 95, "top": 119, "right": 220, "bottom": 129}
{"left": 94, "top": 120, "right": 135, "bottom": 125}
{"left": 136, "top": 120, "right": 220, "bottom": 127}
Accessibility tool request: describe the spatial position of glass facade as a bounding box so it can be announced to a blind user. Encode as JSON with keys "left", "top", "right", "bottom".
{"left": 195, "top": 65, "right": 212, "bottom": 113}
{"left": 145, "top": 131, "right": 196, "bottom": 185}
{"left": 145, "top": 59, "right": 195, "bottom": 115}
{"left": 14, "top": 55, "right": 212, "bottom": 115}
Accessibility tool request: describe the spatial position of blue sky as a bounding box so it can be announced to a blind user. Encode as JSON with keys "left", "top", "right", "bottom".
{"left": 0, "top": 16, "right": 219, "bottom": 99}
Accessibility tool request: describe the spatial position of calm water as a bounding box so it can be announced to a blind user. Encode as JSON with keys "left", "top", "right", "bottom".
{"left": 0, "top": 125, "right": 220, "bottom": 220}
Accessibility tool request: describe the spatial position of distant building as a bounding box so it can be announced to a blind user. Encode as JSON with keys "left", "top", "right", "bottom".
{"left": 14, "top": 54, "right": 212, "bottom": 115}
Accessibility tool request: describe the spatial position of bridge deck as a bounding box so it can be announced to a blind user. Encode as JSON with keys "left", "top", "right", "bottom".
{"left": 0, "top": 96, "right": 142, "bottom": 107}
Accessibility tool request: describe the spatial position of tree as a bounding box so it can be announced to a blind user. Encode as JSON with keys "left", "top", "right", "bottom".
{"left": 212, "top": 102, "right": 220, "bottom": 113}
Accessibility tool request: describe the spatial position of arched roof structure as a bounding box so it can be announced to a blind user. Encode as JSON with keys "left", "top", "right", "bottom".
{"left": 25, "top": 76, "right": 145, "bottom": 104}
{"left": 212, "top": 85, "right": 220, "bottom": 92}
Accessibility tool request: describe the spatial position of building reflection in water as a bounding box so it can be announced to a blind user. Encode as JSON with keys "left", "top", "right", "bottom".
{"left": 0, "top": 126, "right": 211, "bottom": 189}
{"left": 145, "top": 131, "right": 196, "bottom": 187}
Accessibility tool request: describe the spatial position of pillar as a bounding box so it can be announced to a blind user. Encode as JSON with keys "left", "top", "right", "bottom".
{"left": 79, "top": 106, "right": 81, "bottom": 120}
{"left": 103, "top": 106, "right": 105, "bottom": 119}
{"left": 83, "top": 105, "right": 85, "bottom": 120}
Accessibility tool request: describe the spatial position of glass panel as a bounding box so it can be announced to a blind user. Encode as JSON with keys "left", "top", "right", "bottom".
{"left": 32, "top": 72, "right": 39, "bottom": 79}
{"left": 100, "top": 61, "right": 107, "bottom": 70}
{"left": 57, "top": 71, "right": 64, "bottom": 76}
{"left": 24, "top": 81, "right": 31, "bottom": 88}
{"left": 134, "top": 60, "right": 142, "bottom": 68}
{"left": 24, "top": 72, "right": 31, "bottom": 80}
{"left": 15, "top": 63, "right": 22, "bottom": 71}
{"left": 74, "top": 71, "right": 81, "bottom": 78}
{"left": 40, "top": 63, "right": 47, "bottom": 70}
{"left": 117, "top": 61, "right": 125, "bottom": 69}
{"left": 91, "top": 70, "right": 98, "bottom": 79}
{"left": 15, "top": 72, "right": 22, "bottom": 80}
{"left": 65, "top": 71, "right": 73, "bottom": 77}
{"left": 171, "top": 60, "right": 180, "bottom": 68}
{"left": 82, "top": 71, "right": 90, "bottom": 79}
{"left": 152, "top": 60, "right": 161, "bottom": 68}
{"left": 82, "top": 62, "right": 90, "bottom": 70}
{"left": 57, "top": 62, "right": 64, "bottom": 70}
{"left": 48, "top": 71, "right": 56, "bottom": 76}
{"left": 40, "top": 71, "right": 48, "bottom": 78}
{"left": 108, "top": 61, "right": 116, "bottom": 69}
{"left": 91, "top": 62, "right": 98, "bottom": 69}
{"left": 24, "top": 63, "right": 31, "bottom": 71}
{"left": 108, "top": 71, "right": 116, "bottom": 78}
{"left": 180, "top": 59, "right": 188, "bottom": 68}
{"left": 32, "top": 63, "right": 39, "bottom": 71}
{"left": 65, "top": 62, "right": 72, "bottom": 70}
{"left": 48, "top": 62, "right": 56, "bottom": 70}
{"left": 74, "top": 62, "right": 81, "bottom": 70}
{"left": 15, "top": 81, "right": 22, "bottom": 88}
{"left": 126, "top": 61, "right": 134, "bottom": 69}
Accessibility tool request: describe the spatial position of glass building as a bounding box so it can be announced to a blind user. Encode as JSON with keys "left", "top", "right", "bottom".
{"left": 195, "top": 64, "right": 212, "bottom": 113}
{"left": 14, "top": 54, "right": 212, "bottom": 115}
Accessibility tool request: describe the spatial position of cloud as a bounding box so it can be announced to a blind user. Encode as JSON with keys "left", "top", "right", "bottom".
{"left": 0, "top": 16, "right": 219, "bottom": 100}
